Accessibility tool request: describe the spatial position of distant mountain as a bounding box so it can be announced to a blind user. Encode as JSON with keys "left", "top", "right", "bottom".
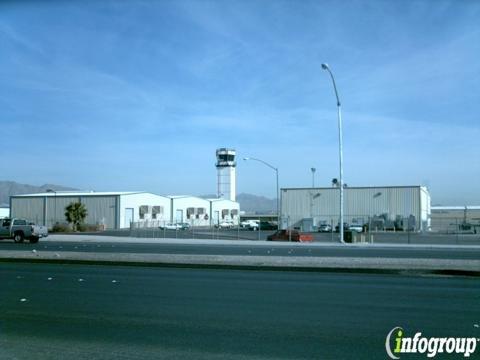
{"left": 236, "top": 193, "right": 276, "bottom": 214}
{"left": 1, "top": 181, "right": 276, "bottom": 214}
{"left": 198, "top": 194, "right": 218, "bottom": 199}
{"left": 0, "top": 181, "right": 77, "bottom": 206}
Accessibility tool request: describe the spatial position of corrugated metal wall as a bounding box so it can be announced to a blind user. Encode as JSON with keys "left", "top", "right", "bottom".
{"left": 80, "top": 196, "right": 117, "bottom": 229}
{"left": 11, "top": 197, "right": 45, "bottom": 225}
{"left": 46, "top": 196, "right": 81, "bottom": 227}
{"left": 281, "top": 187, "right": 425, "bottom": 230}
{"left": 11, "top": 195, "right": 118, "bottom": 229}
{"left": 431, "top": 208, "right": 480, "bottom": 233}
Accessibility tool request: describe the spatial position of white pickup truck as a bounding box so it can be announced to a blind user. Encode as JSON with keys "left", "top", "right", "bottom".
{"left": 0, "top": 218, "right": 48, "bottom": 243}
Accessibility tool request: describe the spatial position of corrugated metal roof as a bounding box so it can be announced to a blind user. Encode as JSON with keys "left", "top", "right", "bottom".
{"left": 432, "top": 206, "right": 480, "bottom": 210}
{"left": 282, "top": 185, "right": 426, "bottom": 191}
{"left": 207, "top": 198, "right": 238, "bottom": 203}
{"left": 166, "top": 195, "right": 192, "bottom": 199}
{"left": 12, "top": 191, "right": 145, "bottom": 197}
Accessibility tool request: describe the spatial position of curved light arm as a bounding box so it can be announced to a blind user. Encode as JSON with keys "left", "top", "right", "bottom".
{"left": 321, "top": 63, "right": 341, "bottom": 106}
{"left": 244, "top": 156, "right": 280, "bottom": 229}
{"left": 243, "top": 157, "right": 277, "bottom": 171}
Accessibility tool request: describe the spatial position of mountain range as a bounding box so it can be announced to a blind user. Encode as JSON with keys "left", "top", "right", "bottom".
{"left": 0, "top": 181, "right": 276, "bottom": 214}
{"left": 0, "top": 181, "right": 77, "bottom": 206}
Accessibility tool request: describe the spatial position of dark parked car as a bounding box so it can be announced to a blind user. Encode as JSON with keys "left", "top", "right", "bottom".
{"left": 259, "top": 221, "right": 277, "bottom": 230}
{"left": 335, "top": 223, "right": 349, "bottom": 233}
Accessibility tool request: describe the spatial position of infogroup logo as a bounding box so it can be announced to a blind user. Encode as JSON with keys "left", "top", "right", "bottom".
{"left": 385, "top": 327, "right": 479, "bottom": 359}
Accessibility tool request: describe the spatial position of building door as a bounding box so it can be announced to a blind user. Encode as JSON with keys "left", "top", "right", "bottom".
{"left": 125, "top": 208, "right": 134, "bottom": 227}
{"left": 175, "top": 209, "right": 183, "bottom": 223}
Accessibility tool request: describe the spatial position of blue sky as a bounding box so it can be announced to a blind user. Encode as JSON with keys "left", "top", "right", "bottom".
{"left": 1, "top": 0, "right": 479, "bottom": 204}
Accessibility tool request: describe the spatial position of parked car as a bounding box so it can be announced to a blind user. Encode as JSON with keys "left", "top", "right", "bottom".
{"left": 267, "top": 230, "right": 313, "bottom": 242}
{"left": 318, "top": 224, "right": 332, "bottom": 232}
{"left": 259, "top": 221, "right": 277, "bottom": 230}
{"left": 348, "top": 224, "right": 363, "bottom": 233}
{"left": 160, "top": 223, "right": 182, "bottom": 230}
{"left": 215, "top": 221, "right": 234, "bottom": 229}
{"left": 240, "top": 220, "right": 259, "bottom": 230}
{"left": 177, "top": 222, "right": 190, "bottom": 230}
{"left": 335, "top": 222, "right": 350, "bottom": 233}
{"left": 0, "top": 218, "right": 48, "bottom": 243}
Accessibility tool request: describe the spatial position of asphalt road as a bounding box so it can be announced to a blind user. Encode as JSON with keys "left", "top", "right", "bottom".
{"left": 1, "top": 240, "right": 480, "bottom": 260}
{"left": 0, "top": 263, "right": 479, "bottom": 359}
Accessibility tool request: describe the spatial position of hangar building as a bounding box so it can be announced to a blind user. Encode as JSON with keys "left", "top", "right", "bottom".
{"left": 10, "top": 191, "right": 240, "bottom": 229}
{"left": 430, "top": 206, "right": 480, "bottom": 233}
{"left": 167, "top": 196, "right": 239, "bottom": 226}
{"left": 281, "top": 185, "right": 431, "bottom": 232}
{"left": 9, "top": 148, "right": 241, "bottom": 230}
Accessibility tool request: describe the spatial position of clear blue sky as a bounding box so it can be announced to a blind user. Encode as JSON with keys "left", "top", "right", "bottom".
{"left": 1, "top": 0, "right": 479, "bottom": 204}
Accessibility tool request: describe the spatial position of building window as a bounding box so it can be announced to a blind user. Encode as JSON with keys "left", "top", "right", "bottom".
{"left": 187, "top": 207, "right": 195, "bottom": 219}
{"left": 222, "top": 209, "right": 230, "bottom": 219}
{"left": 139, "top": 205, "right": 149, "bottom": 220}
{"left": 231, "top": 209, "right": 238, "bottom": 216}
{"left": 152, "top": 206, "right": 163, "bottom": 220}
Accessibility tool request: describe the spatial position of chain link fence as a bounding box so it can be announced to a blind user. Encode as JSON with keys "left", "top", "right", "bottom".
{"left": 127, "top": 219, "right": 277, "bottom": 241}
{"left": 94, "top": 215, "right": 480, "bottom": 245}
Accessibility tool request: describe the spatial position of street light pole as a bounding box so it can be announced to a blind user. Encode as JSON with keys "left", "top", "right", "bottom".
{"left": 311, "top": 167, "right": 316, "bottom": 188}
{"left": 243, "top": 157, "right": 279, "bottom": 229}
{"left": 321, "top": 63, "right": 344, "bottom": 244}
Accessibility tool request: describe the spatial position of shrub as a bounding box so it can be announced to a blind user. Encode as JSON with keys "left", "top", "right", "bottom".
{"left": 52, "top": 223, "right": 72, "bottom": 233}
{"left": 77, "top": 223, "right": 104, "bottom": 232}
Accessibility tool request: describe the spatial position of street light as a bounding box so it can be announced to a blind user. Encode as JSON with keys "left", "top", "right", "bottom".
{"left": 243, "top": 157, "right": 279, "bottom": 229}
{"left": 321, "top": 63, "right": 345, "bottom": 243}
{"left": 311, "top": 167, "right": 316, "bottom": 188}
{"left": 46, "top": 189, "right": 57, "bottom": 228}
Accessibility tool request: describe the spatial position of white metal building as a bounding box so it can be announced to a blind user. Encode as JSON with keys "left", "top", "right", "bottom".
{"left": 121, "top": 193, "right": 171, "bottom": 228}
{"left": 10, "top": 191, "right": 172, "bottom": 230}
{"left": 208, "top": 198, "right": 240, "bottom": 225}
{"left": 281, "top": 186, "right": 431, "bottom": 231}
{"left": 0, "top": 206, "right": 9, "bottom": 219}
{"left": 169, "top": 196, "right": 211, "bottom": 226}
{"left": 10, "top": 191, "right": 241, "bottom": 229}
{"left": 167, "top": 196, "right": 240, "bottom": 226}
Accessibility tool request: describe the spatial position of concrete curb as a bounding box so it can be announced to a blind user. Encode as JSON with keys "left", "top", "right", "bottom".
{"left": 1, "top": 251, "right": 479, "bottom": 277}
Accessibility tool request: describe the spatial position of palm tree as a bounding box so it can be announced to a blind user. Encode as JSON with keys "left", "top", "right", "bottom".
{"left": 65, "top": 202, "right": 88, "bottom": 231}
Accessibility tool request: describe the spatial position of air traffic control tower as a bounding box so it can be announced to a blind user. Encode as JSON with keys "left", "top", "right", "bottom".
{"left": 216, "top": 148, "right": 236, "bottom": 201}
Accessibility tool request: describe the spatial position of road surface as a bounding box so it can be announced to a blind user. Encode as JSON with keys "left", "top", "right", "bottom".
{"left": 1, "top": 239, "right": 479, "bottom": 260}
{"left": 1, "top": 263, "right": 479, "bottom": 359}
